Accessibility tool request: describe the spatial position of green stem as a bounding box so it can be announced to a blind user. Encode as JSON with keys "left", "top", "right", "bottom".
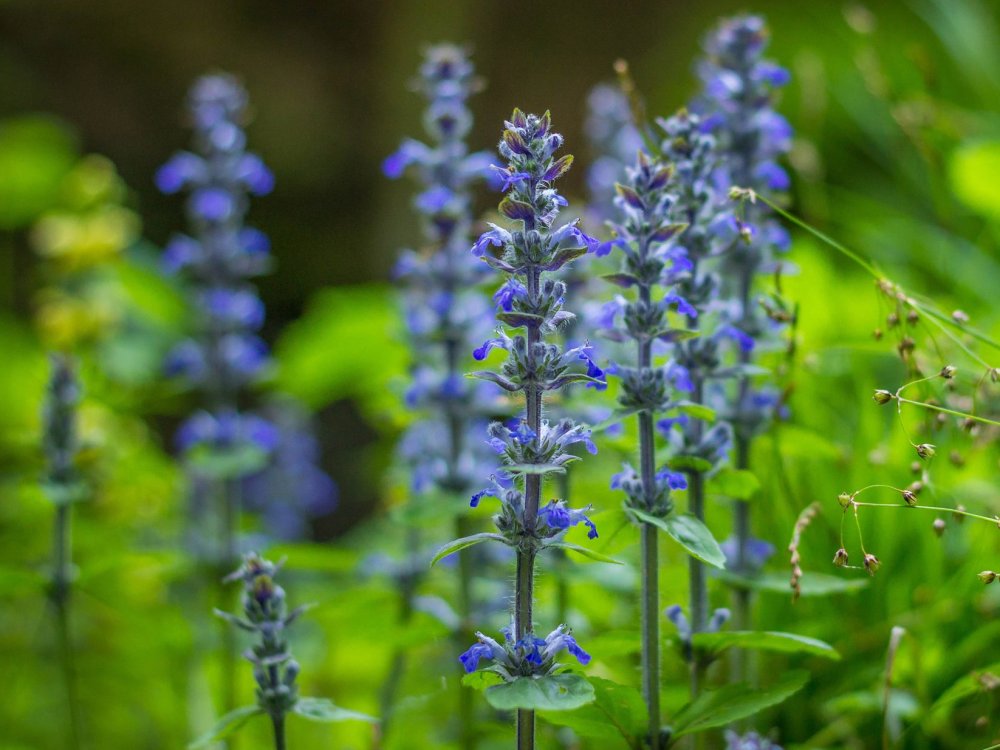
{"left": 51, "top": 501, "right": 81, "bottom": 750}
{"left": 271, "top": 714, "right": 286, "bottom": 750}
{"left": 688, "top": 470, "right": 708, "bottom": 698}
{"left": 896, "top": 396, "right": 1000, "bottom": 427}
{"left": 853, "top": 501, "right": 998, "bottom": 524}
{"left": 640, "top": 522, "right": 661, "bottom": 749}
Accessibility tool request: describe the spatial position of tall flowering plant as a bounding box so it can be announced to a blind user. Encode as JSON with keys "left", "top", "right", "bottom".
{"left": 598, "top": 140, "right": 728, "bottom": 742}
{"left": 697, "top": 15, "right": 794, "bottom": 638}
{"left": 382, "top": 44, "right": 495, "bottom": 746}
{"left": 441, "top": 110, "right": 608, "bottom": 749}
{"left": 157, "top": 74, "right": 279, "bottom": 562}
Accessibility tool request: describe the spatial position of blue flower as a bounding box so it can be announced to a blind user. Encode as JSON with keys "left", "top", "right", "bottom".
{"left": 190, "top": 187, "right": 235, "bottom": 222}
{"left": 665, "top": 292, "right": 698, "bottom": 318}
{"left": 459, "top": 642, "right": 493, "bottom": 673}
{"left": 382, "top": 139, "right": 429, "bottom": 179}
{"left": 718, "top": 324, "right": 755, "bottom": 353}
{"left": 540, "top": 500, "right": 598, "bottom": 539}
{"left": 471, "top": 224, "right": 509, "bottom": 256}
{"left": 656, "top": 468, "right": 688, "bottom": 490}
{"left": 493, "top": 279, "right": 527, "bottom": 311}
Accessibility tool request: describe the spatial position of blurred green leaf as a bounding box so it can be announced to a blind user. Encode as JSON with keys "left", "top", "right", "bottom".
{"left": 273, "top": 284, "right": 407, "bottom": 414}
{"left": 485, "top": 674, "right": 595, "bottom": 711}
{"left": 0, "top": 116, "right": 77, "bottom": 228}
{"left": 545, "top": 541, "right": 623, "bottom": 565}
{"left": 430, "top": 533, "right": 506, "bottom": 566}
{"left": 706, "top": 468, "right": 760, "bottom": 501}
{"left": 188, "top": 706, "right": 262, "bottom": 748}
{"left": 293, "top": 697, "right": 377, "bottom": 723}
{"left": 949, "top": 140, "right": 1000, "bottom": 220}
{"left": 692, "top": 631, "right": 840, "bottom": 660}
{"left": 718, "top": 571, "right": 868, "bottom": 596}
{"left": 670, "top": 670, "right": 809, "bottom": 737}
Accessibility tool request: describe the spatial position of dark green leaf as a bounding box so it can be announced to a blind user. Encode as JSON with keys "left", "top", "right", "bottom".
{"left": 539, "top": 677, "right": 645, "bottom": 747}
{"left": 665, "top": 455, "right": 714, "bottom": 473}
{"left": 485, "top": 674, "right": 596, "bottom": 711}
{"left": 602, "top": 272, "right": 640, "bottom": 288}
{"left": 293, "top": 697, "right": 377, "bottom": 723}
{"left": 430, "top": 533, "right": 506, "bottom": 566}
{"left": 670, "top": 670, "right": 809, "bottom": 737}
{"left": 188, "top": 706, "right": 263, "bottom": 748}
{"left": 462, "top": 670, "right": 505, "bottom": 691}
{"left": 674, "top": 402, "right": 717, "bottom": 423}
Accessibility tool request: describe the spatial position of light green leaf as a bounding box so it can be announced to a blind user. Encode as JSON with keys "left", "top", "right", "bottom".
{"left": 717, "top": 571, "right": 868, "bottom": 597}
{"left": 693, "top": 631, "right": 840, "bottom": 660}
{"left": 545, "top": 541, "right": 623, "bottom": 565}
{"left": 485, "top": 674, "right": 596, "bottom": 712}
{"left": 430, "top": 533, "right": 506, "bottom": 566}
{"left": 670, "top": 670, "right": 809, "bottom": 737}
{"left": 503, "top": 463, "right": 568, "bottom": 476}
{"left": 949, "top": 140, "right": 1000, "bottom": 220}
{"left": 188, "top": 706, "right": 263, "bottom": 748}
{"left": 462, "top": 670, "right": 505, "bottom": 691}
{"left": 629, "top": 509, "right": 726, "bottom": 569}
{"left": 293, "top": 697, "right": 377, "bottom": 723}
{"left": 707, "top": 468, "right": 761, "bottom": 501}
{"left": 539, "top": 676, "right": 645, "bottom": 747}
{"left": 592, "top": 408, "right": 641, "bottom": 433}
{"left": 674, "top": 401, "right": 717, "bottom": 423}
{"left": 665, "top": 455, "right": 714, "bottom": 473}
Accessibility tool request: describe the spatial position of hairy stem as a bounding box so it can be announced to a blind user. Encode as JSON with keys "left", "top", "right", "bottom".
{"left": 271, "top": 714, "right": 286, "bottom": 750}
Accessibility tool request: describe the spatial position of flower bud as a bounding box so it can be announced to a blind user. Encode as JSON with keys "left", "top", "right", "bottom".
{"left": 940, "top": 365, "right": 956, "bottom": 379}
{"left": 907, "top": 481, "right": 923, "bottom": 496}
{"left": 833, "top": 548, "right": 849, "bottom": 567}
{"left": 872, "top": 328, "right": 883, "bottom": 340}
{"left": 863, "top": 553, "right": 880, "bottom": 576}
{"left": 906, "top": 309, "right": 919, "bottom": 324}
{"left": 952, "top": 309, "right": 969, "bottom": 324}
{"left": 838, "top": 492, "right": 853, "bottom": 509}
{"left": 887, "top": 312, "right": 900, "bottom": 328}
{"left": 915, "top": 443, "right": 936, "bottom": 459}
{"left": 898, "top": 337, "right": 915, "bottom": 354}
{"left": 901, "top": 490, "right": 917, "bottom": 507}
{"left": 954, "top": 505, "right": 967, "bottom": 524}
{"left": 991, "top": 367, "right": 1000, "bottom": 383}
{"left": 932, "top": 519, "right": 946, "bottom": 537}
{"left": 873, "top": 389, "right": 894, "bottom": 405}
{"left": 977, "top": 571, "right": 997, "bottom": 584}
{"left": 910, "top": 461, "right": 922, "bottom": 475}
{"left": 949, "top": 450, "right": 965, "bottom": 467}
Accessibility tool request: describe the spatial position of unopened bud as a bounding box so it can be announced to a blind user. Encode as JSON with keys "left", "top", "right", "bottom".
{"left": 838, "top": 492, "right": 853, "bottom": 509}
{"left": 907, "top": 481, "right": 923, "bottom": 495}
{"left": 940, "top": 365, "right": 957, "bottom": 379}
{"left": 902, "top": 490, "right": 917, "bottom": 507}
{"left": 978, "top": 571, "right": 997, "bottom": 584}
{"left": 910, "top": 461, "right": 922, "bottom": 475}
{"left": 906, "top": 309, "right": 919, "bottom": 324}
{"left": 833, "top": 548, "right": 849, "bottom": 567}
{"left": 932, "top": 519, "right": 946, "bottom": 537}
{"left": 915, "top": 443, "right": 936, "bottom": 459}
{"left": 863, "top": 553, "right": 881, "bottom": 576}
{"left": 887, "top": 312, "right": 900, "bottom": 328}
{"left": 898, "top": 337, "right": 915, "bottom": 354}
{"left": 873, "top": 389, "right": 894, "bottom": 405}
{"left": 991, "top": 367, "right": 1000, "bottom": 383}
{"left": 954, "top": 505, "right": 967, "bottom": 524}
{"left": 949, "top": 450, "right": 965, "bottom": 467}
{"left": 963, "top": 418, "right": 977, "bottom": 432}
{"left": 873, "top": 328, "right": 883, "bottom": 340}
{"left": 952, "top": 309, "right": 969, "bottom": 324}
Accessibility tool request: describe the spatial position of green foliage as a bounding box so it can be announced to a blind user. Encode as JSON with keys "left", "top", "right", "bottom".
{"left": 539, "top": 677, "right": 646, "bottom": 747}
{"left": 0, "top": 116, "right": 77, "bottom": 228}
{"left": 483, "top": 674, "right": 595, "bottom": 711}
{"left": 629, "top": 508, "right": 726, "bottom": 569}
{"left": 188, "top": 706, "right": 263, "bottom": 749}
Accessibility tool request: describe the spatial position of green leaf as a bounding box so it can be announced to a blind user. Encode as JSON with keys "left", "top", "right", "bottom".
{"left": 539, "top": 677, "right": 645, "bottom": 747}
{"left": 592, "top": 408, "right": 641, "bottom": 433}
{"left": 430, "top": 533, "right": 506, "bottom": 566}
{"left": 0, "top": 116, "right": 78, "bottom": 229}
{"left": 629, "top": 509, "right": 726, "bottom": 569}
{"left": 949, "top": 140, "right": 1000, "bottom": 220}
{"left": 187, "top": 442, "right": 269, "bottom": 480}
{"left": 674, "top": 401, "right": 717, "bottom": 422}
{"left": 693, "top": 631, "right": 840, "bottom": 660}
{"left": 485, "top": 674, "right": 596, "bottom": 712}
{"left": 293, "top": 697, "right": 377, "bottom": 723}
{"left": 665, "top": 455, "right": 713, "bottom": 473}
{"left": 707, "top": 468, "right": 761, "bottom": 501}
{"left": 545, "top": 541, "right": 623, "bottom": 565}
{"left": 717, "top": 570, "right": 868, "bottom": 597}
{"left": 503, "top": 463, "right": 567, "bottom": 476}
{"left": 653, "top": 328, "right": 701, "bottom": 343}
{"left": 188, "top": 706, "right": 263, "bottom": 748}
{"left": 670, "top": 670, "right": 809, "bottom": 737}
{"left": 462, "top": 670, "right": 505, "bottom": 691}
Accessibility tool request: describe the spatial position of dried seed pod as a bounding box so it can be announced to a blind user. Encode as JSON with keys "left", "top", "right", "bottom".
{"left": 932, "top": 519, "right": 946, "bottom": 537}
{"left": 863, "top": 553, "right": 881, "bottom": 576}
{"left": 833, "top": 548, "right": 849, "bottom": 567}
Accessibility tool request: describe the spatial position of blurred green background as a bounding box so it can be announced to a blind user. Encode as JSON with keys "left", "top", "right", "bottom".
{"left": 1, "top": 0, "right": 999, "bottom": 748}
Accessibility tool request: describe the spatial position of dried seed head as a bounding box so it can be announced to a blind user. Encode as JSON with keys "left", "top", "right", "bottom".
{"left": 873, "top": 328, "right": 883, "bottom": 340}
{"left": 949, "top": 450, "right": 965, "bottom": 467}
{"left": 940, "top": 365, "right": 957, "bottom": 379}
{"left": 887, "top": 312, "right": 900, "bottom": 328}
{"left": 954, "top": 505, "right": 967, "bottom": 524}
{"left": 991, "top": 367, "right": 1000, "bottom": 383}
{"left": 952, "top": 309, "right": 969, "bottom": 324}
{"left": 932, "top": 518, "right": 946, "bottom": 537}
{"left": 898, "top": 337, "right": 915, "bottom": 354}
{"left": 915, "top": 443, "right": 936, "bottom": 460}
{"left": 977, "top": 570, "right": 997, "bottom": 584}
{"left": 863, "top": 553, "right": 881, "bottom": 576}
{"left": 906, "top": 309, "right": 919, "bottom": 324}
{"left": 833, "top": 548, "right": 849, "bottom": 567}
{"left": 838, "top": 492, "right": 853, "bottom": 509}
{"left": 877, "top": 278, "right": 895, "bottom": 297}
{"left": 907, "top": 481, "right": 924, "bottom": 495}
{"left": 910, "top": 461, "right": 922, "bottom": 475}
{"left": 963, "top": 417, "right": 977, "bottom": 432}
{"left": 935, "top": 412, "right": 948, "bottom": 427}
{"left": 873, "top": 389, "right": 894, "bottom": 405}
{"left": 901, "top": 490, "right": 917, "bottom": 507}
